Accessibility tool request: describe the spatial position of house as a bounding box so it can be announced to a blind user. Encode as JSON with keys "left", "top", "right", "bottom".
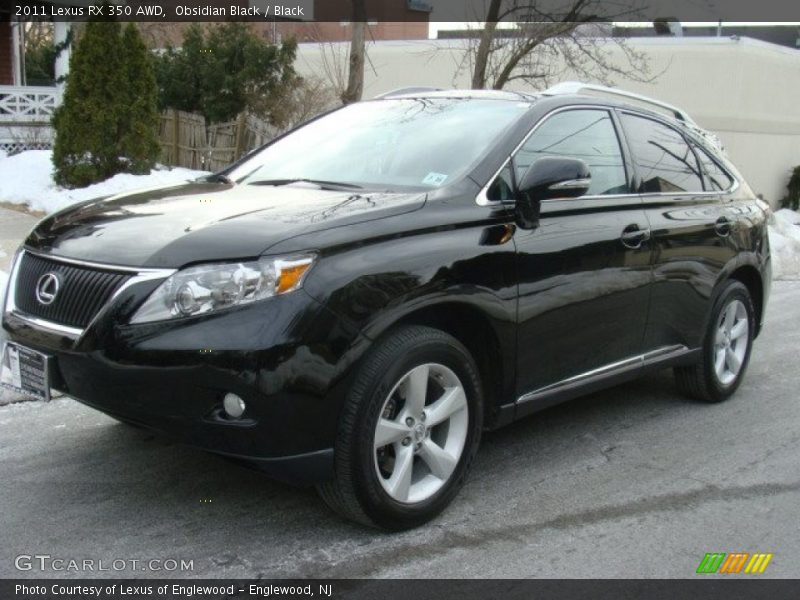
{"left": 1, "top": 9, "right": 16, "bottom": 85}
{"left": 0, "top": 1, "right": 80, "bottom": 153}
{"left": 265, "top": 0, "right": 430, "bottom": 43}
{"left": 139, "top": 0, "right": 430, "bottom": 48}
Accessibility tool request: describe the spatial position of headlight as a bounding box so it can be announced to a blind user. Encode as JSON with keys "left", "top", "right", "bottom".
{"left": 130, "top": 254, "right": 315, "bottom": 324}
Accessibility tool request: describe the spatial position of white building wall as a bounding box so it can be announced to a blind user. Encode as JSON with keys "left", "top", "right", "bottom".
{"left": 296, "top": 36, "right": 800, "bottom": 204}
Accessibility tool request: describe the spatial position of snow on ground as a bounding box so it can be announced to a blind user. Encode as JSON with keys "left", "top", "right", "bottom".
{"left": 770, "top": 209, "right": 800, "bottom": 281}
{"left": 0, "top": 150, "right": 208, "bottom": 214}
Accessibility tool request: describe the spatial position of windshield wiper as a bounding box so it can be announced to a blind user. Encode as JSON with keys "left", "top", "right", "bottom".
{"left": 246, "top": 178, "right": 363, "bottom": 191}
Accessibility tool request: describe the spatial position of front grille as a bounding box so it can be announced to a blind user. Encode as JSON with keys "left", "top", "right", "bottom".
{"left": 14, "top": 253, "right": 133, "bottom": 329}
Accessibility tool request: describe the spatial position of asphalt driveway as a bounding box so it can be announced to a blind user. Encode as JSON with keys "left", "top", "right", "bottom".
{"left": 1, "top": 281, "right": 799, "bottom": 579}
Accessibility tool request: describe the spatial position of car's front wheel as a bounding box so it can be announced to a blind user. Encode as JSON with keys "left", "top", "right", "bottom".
{"left": 675, "top": 280, "right": 755, "bottom": 403}
{"left": 318, "top": 325, "right": 483, "bottom": 530}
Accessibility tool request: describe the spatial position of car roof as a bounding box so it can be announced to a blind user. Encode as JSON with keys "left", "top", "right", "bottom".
{"left": 376, "top": 87, "right": 673, "bottom": 120}
{"left": 376, "top": 88, "right": 540, "bottom": 103}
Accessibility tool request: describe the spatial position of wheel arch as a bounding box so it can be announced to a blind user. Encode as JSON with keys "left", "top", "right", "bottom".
{"left": 727, "top": 264, "right": 764, "bottom": 337}
{"left": 372, "top": 301, "right": 516, "bottom": 429}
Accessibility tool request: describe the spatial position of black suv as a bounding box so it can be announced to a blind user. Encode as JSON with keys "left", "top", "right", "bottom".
{"left": 1, "top": 88, "right": 771, "bottom": 529}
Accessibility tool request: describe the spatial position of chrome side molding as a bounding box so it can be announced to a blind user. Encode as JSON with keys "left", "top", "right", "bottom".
{"left": 517, "top": 345, "right": 691, "bottom": 406}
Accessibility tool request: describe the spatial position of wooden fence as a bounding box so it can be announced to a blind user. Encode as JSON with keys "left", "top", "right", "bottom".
{"left": 159, "top": 110, "right": 282, "bottom": 172}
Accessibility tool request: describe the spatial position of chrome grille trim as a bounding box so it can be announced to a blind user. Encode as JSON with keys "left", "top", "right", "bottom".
{"left": 3, "top": 250, "right": 175, "bottom": 340}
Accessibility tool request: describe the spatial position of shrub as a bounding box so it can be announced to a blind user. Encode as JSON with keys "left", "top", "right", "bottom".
{"left": 24, "top": 40, "right": 56, "bottom": 86}
{"left": 52, "top": 21, "right": 160, "bottom": 187}
{"left": 155, "top": 23, "right": 298, "bottom": 124}
{"left": 780, "top": 166, "right": 800, "bottom": 211}
{"left": 118, "top": 23, "right": 160, "bottom": 174}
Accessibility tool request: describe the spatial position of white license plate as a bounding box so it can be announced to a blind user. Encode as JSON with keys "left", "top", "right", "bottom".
{"left": 0, "top": 342, "right": 52, "bottom": 401}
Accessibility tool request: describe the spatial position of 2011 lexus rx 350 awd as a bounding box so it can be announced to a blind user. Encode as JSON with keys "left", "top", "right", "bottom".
{"left": 1, "top": 86, "right": 771, "bottom": 529}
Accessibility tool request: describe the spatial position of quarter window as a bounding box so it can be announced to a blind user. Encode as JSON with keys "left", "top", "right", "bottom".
{"left": 694, "top": 144, "right": 734, "bottom": 191}
{"left": 514, "top": 109, "right": 628, "bottom": 197}
{"left": 486, "top": 164, "right": 515, "bottom": 201}
{"left": 621, "top": 113, "right": 704, "bottom": 193}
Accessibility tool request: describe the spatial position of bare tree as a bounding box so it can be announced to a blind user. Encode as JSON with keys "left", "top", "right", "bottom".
{"left": 460, "top": 0, "right": 656, "bottom": 91}
{"left": 341, "top": 0, "right": 367, "bottom": 104}
{"left": 315, "top": 34, "right": 351, "bottom": 99}
{"left": 265, "top": 76, "right": 339, "bottom": 129}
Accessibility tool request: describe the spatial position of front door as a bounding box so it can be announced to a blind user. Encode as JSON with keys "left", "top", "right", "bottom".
{"left": 512, "top": 108, "right": 652, "bottom": 401}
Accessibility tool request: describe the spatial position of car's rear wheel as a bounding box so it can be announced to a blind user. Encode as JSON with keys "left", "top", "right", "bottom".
{"left": 674, "top": 280, "right": 755, "bottom": 403}
{"left": 317, "top": 325, "right": 483, "bottom": 530}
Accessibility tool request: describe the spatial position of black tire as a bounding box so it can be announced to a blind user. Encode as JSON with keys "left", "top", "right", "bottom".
{"left": 674, "top": 280, "right": 756, "bottom": 403}
{"left": 317, "top": 325, "right": 483, "bottom": 530}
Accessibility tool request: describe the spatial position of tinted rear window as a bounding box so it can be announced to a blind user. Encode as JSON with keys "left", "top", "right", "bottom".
{"left": 621, "top": 113, "right": 705, "bottom": 193}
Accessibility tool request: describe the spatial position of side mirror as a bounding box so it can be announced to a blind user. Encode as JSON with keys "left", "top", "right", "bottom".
{"left": 516, "top": 157, "right": 591, "bottom": 228}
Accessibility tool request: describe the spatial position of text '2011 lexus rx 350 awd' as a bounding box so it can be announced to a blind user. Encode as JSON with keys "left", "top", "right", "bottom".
{"left": 1, "top": 84, "right": 771, "bottom": 529}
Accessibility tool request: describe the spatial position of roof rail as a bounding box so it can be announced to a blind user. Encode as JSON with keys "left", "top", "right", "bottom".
{"left": 544, "top": 81, "right": 726, "bottom": 154}
{"left": 374, "top": 87, "right": 444, "bottom": 99}
{"left": 543, "top": 81, "right": 697, "bottom": 125}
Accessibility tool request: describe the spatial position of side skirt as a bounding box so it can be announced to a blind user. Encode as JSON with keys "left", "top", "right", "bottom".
{"left": 512, "top": 345, "right": 701, "bottom": 421}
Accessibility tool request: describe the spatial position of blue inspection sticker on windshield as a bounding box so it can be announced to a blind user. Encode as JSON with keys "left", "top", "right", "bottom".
{"left": 422, "top": 172, "right": 448, "bottom": 186}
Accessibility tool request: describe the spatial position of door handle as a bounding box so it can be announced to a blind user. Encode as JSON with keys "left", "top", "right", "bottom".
{"left": 620, "top": 224, "right": 651, "bottom": 249}
{"left": 715, "top": 216, "right": 732, "bottom": 237}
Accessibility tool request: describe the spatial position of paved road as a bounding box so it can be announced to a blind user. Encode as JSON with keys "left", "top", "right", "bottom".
{"left": 0, "top": 206, "right": 38, "bottom": 273}
{"left": 1, "top": 282, "right": 799, "bottom": 579}
{"left": 1, "top": 207, "right": 40, "bottom": 405}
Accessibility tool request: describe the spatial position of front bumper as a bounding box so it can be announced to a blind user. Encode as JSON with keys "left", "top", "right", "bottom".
{"left": 3, "top": 255, "right": 368, "bottom": 485}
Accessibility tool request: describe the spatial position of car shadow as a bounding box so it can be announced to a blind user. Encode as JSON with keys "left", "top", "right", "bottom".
{"left": 15, "top": 368, "right": 698, "bottom": 577}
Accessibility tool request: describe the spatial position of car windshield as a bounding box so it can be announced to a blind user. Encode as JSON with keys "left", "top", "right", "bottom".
{"left": 228, "top": 98, "right": 530, "bottom": 191}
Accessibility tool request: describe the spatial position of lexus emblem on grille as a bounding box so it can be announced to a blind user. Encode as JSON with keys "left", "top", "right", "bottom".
{"left": 35, "top": 272, "right": 61, "bottom": 306}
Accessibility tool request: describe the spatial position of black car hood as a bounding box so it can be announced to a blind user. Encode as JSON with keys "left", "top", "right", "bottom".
{"left": 26, "top": 182, "right": 426, "bottom": 268}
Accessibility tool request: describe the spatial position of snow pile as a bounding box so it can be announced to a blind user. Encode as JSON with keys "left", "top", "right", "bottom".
{"left": 769, "top": 209, "right": 800, "bottom": 280}
{"left": 0, "top": 150, "right": 209, "bottom": 214}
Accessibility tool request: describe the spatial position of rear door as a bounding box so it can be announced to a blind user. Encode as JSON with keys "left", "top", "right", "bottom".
{"left": 512, "top": 107, "right": 652, "bottom": 403}
{"left": 617, "top": 111, "right": 737, "bottom": 352}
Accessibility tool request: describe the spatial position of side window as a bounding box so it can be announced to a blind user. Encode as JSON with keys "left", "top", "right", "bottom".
{"left": 514, "top": 109, "right": 628, "bottom": 197}
{"left": 694, "top": 144, "right": 734, "bottom": 191}
{"left": 620, "top": 113, "right": 704, "bottom": 193}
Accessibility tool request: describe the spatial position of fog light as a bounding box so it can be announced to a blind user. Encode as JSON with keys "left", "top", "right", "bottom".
{"left": 223, "top": 393, "right": 246, "bottom": 419}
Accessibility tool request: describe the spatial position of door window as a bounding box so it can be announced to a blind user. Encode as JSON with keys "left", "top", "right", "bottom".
{"left": 620, "top": 113, "right": 705, "bottom": 193}
{"left": 514, "top": 109, "right": 628, "bottom": 197}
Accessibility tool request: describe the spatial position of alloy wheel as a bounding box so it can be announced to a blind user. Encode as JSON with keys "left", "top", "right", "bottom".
{"left": 713, "top": 298, "right": 749, "bottom": 386}
{"left": 373, "top": 363, "right": 469, "bottom": 504}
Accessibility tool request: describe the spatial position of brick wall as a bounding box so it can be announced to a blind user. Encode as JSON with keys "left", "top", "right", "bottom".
{"left": 0, "top": 15, "right": 13, "bottom": 85}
